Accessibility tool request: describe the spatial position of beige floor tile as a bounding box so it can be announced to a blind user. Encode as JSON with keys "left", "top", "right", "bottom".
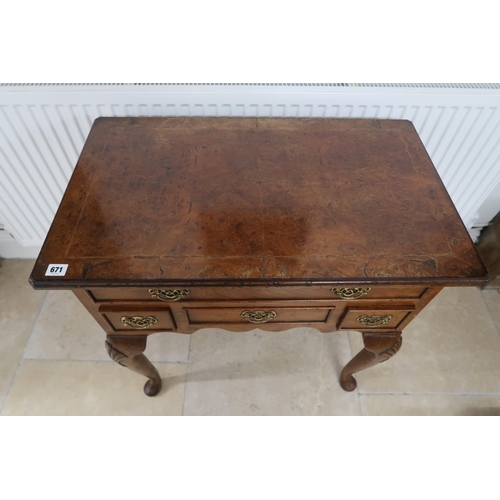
{"left": 183, "top": 327, "right": 361, "bottom": 416}
{"left": 147, "top": 332, "right": 191, "bottom": 363}
{"left": 349, "top": 287, "right": 500, "bottom": 393}
{"left": 1, "top": 360, "right": 187, "bottom": 415}
{"left": 482, "top": 289, "right": 500, "bottom": 335}
{"left": 0, "top": 259, "right": 46, "bottom": 407}
{"left": 24, "top": 290, "right": 191, "bottom": 362}
{"left": 360, "top": 394, "right": 500, "bottom": 416}
{"left": 24, "top": 290, "right": 106, "bottom": 360}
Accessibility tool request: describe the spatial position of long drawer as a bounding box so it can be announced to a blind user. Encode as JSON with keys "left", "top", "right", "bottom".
{"left": 88, "top": 285, "right": 427, "bottom": 303}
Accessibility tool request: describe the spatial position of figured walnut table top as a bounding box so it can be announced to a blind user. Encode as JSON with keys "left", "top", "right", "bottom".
{"left": 30, "top": 117, "right": 487, "bottom": 288}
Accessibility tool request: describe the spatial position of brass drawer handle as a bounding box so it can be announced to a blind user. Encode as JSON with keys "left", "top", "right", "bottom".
{"left": 331, "top": 287, "right": 371, "bottom": 299}
{"left": 148, "top": 288, "right": 190, "bottom": 301}
{"left": 121, "top": 315, "right": 158, "bottom": 329}
{"left": 241, "top": 310, "right": 277, "bottom": 324}
{"left": 356, "top": 314, "right": 392, "bottom": 328}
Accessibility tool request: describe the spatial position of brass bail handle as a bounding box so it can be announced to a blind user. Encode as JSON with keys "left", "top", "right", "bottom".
{"left": 240, "top": 310, "right": 277, "bottom": 324}
{"left": 149, "top": 288, "right": 190, "bottom": 301}
{"left": 331, "top": 287, "right": 371, "bottom": 299}
{"left": 356, "top": 314, "right": 392, "bottom": 328}
{"left": 121, "top": 315, "right": 158, "bottom": 329}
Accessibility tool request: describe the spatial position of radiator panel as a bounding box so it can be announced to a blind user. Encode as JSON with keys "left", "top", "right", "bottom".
{"left": 1, "top": 84, "right": 499, "bottom": 248}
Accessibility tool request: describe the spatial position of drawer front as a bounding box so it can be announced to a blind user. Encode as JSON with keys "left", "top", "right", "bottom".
{"left": 338, "top": 306, "right": 415, "bottom": 332}
{"left": 184, "top": 304, "right": 336, "bottom": 326}
{"left": 88, "top": 285, "right": 427, "bottom": 303}
{"left": 184, "top": 306, "right": 334, "bottom": 325}
{"left": 99, "top": 306, "right": 176, "bottom": 332}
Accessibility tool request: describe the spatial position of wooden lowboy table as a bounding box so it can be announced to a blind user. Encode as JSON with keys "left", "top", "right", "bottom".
{"left": 29, "top": 117, "right": 488, "bottom": 397}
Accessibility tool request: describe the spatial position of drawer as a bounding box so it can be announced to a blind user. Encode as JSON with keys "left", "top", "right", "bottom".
{"left": 99, "top": 306, "right": 176, "bottom": 332}
{"left": 183, "top": 304, "right": 336, "bottom": 326}
{"left": 337, "top": 306, "right": 415, "bottom": 332}
{"left": 87, "top": 285, "right": 427, "bottom": 303}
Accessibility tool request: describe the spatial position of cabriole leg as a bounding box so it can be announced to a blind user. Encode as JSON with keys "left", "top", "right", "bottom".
{"left": 340, "top": 333, "right": 402, "bottom": 392}
{"left": 105, "top": 335, "right": 162, "bottom": 397}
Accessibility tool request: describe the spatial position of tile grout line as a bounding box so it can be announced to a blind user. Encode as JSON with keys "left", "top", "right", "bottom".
{"left": 480, "top": 288, "right": 500, "bottom": 338}
{"left": 181, "top": 334, "right": 193, "bottom": 416}
{"left": 20, "top": 357, "right": 189, "bottom": 364}
{"left": 359, "top": 391, "right": 500, "bottom": 397}
{"left": 0, "top": 290, "right": 49, "bottom": 416}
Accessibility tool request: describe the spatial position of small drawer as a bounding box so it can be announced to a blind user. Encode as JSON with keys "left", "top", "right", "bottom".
{"left": 338, "top": 306, "right": 415, "bottom": 331}
{"left": 184, "top": 305, "right": 335, "bottom": 326}
{"left": 87, "top": 285, "right": 427, "bottom": 302}
{"left": 99, "top": 306, "right": 176, "bottom": 332}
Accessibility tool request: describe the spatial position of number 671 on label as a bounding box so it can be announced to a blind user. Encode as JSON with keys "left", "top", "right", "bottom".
{"left": 45, "top": 264, "right": 68, "bottom": 276}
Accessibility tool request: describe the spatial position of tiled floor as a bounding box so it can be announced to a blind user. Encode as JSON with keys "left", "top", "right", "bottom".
{"left": 1, "top": 259, "right": 500, "bottom": 416}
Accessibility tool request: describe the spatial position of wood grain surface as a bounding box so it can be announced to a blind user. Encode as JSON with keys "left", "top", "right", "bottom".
{"left": 30, "top": 117, "right": 487, "bottom": 288}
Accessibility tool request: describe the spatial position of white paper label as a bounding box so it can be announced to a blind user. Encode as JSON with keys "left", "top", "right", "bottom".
{"left": 45, "top": 264, "right": 68, "bottom": 276}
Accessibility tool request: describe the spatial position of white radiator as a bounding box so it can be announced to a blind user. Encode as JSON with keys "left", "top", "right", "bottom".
{"left": 1, "top": 83, "right": 500, "bottom": 254}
